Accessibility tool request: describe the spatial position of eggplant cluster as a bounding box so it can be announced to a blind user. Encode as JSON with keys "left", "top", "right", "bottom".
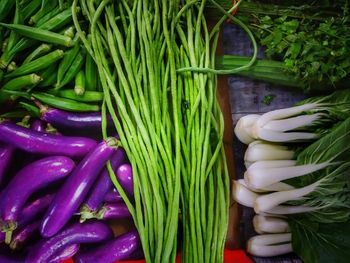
{"left": 0, "top": 110, "right": 140, "bottom": 263}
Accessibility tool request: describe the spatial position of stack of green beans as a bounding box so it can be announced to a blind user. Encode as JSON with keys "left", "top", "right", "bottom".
{"left": 73, "top": 0, "right": 182, "bottom": 262}
{"left": 0, "top": 0, "right": 103, "bottom": 115}
{"left": 175, "top": 3, "right": 232, "bottom": 262}
{"left": 72, "top": 0, "right": 237, "bottom": 262}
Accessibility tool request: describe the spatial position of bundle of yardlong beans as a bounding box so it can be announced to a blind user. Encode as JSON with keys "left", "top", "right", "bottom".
{"left": 72, "top": 0, "right": 234, "bottom": 262}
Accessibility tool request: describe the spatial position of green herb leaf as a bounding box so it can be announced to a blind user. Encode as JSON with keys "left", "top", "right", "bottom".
{"left": 290, "top": 218, "right": 350, "bottom": 263}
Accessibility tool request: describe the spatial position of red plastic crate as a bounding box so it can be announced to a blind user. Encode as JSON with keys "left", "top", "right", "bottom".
{"left": 63, "top": 249, "right": 253, "bottom": 263}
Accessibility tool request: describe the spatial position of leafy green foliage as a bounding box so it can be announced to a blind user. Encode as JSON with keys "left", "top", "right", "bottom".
{"left": 282, "top": 117, "right": 350, "bottom": 224}
{"left": 289, "top": 218, "right": 350, "bottom": 263}
{"left": 241, "top": 1, "right": 350, "bottom": 91}
{"left": 296, "top": 117, "right": 350, "bottom": 165}
{"left": 296, "top": 90, "right": 350, "bottom": 136}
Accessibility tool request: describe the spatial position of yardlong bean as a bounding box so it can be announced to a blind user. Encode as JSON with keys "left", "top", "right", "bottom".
{"left": 69, "top": 1, "right": 235, "bottom": 263}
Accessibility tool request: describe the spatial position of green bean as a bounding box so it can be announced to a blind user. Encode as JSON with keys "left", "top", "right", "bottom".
{"left": 35, "top": 6, "right": 62, "bottom": 27}
{"left": 32, "top": 92, "right": 100, "bottom": 112}
{"left": 22, "top": 43, "right": 52, "bottom": 65}
{"left": 0, "top": 0, "right": 15, "bottom": 22}
{"left": 0, "top": 38, "right": 36, "bottom": 69}
{"left": 0, "top": 6, "right": 73, "bottom": 70}
{"left": 19, "top": 101, "right": 40, "bottom": 117}
{"left": 0, "top": 23, "right": 73, "bottom": 47}
{"left": 0, "top": 110, "right": 28, "bottom": 119}
{"left": 39, "top": 7, "right": 74, "bottom": 31}
{"left": 1, "top": 89, "right": 31, "bottom": 100}
{"left": 56, "top": 48, "right": 85, "bottom": 89}
{"left": 6, "top": 0, "right": 23, "bottom": 52}
{"left": 2, "top": 73, "right": 42, "bottom": 91}
{"left": 6, "top": 49, "right": 64, "bottom": 78}
{"left": 37, "top": 64, "right": 58, "bottom": 88}
{"left": 56, "top": 43, "right": 80, "bottom": 87}
{"left": 29, "top": 0, "right": 58, "bottom": 25}
{"left": 0, "top": 38, "right": 33, "bottom": 69}
{"left": 74, "top": 70, "right": 85, "bottom": 95}
{"left": 85, "top": 52, "right": 98, "bottom": 91}
{"left": 72, "top": 2, "right": 232, "bottom": 263}
{"left": 22, "top": 0, "right": 42, "bottom": 21}
{"left": 47, "top": 89, "right": 103, "bottom": 102}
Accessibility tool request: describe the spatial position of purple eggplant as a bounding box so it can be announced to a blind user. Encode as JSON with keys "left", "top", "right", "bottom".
{"left": 27, "top": 221, "right": 113, "bottom": 263}
{"left": 0, "top": 143, "right": 15, "bottom": 185}
{"left": 40, "top": 138, "right": 119, "bottom": 237}
{"left": 116, "top": 163, "right": 134, "bottom": 196}
{"left": 0, "top": 193, "right": 54, "bottom": 243}
{"left": 40, "top": 107, "right": 112, "bottom": 130}
{"left": 10, "top": 221, "right": 40, "bottom": 250}
{"left": 30, "top": 120, "right": 46, "bottom": 132}
{"left": 102, "top": 163, "right": 133, "bottom": 203}
{"left": 0, "top": 156, "right": 75, "bottom": 243}
{"left": 0, "top": 254, "right": 24, "bottom": 263}
{"left": 74, "top": 230, "right": 140, "bottom": 263}
{"left": 95, "top": 203, "right": 132, "bottom": 220}
{"left": 80, "top": 149, "right": 125, "bottom": 222}
{"left": 19, "top": 193, "right": 55, "bottom": 227}
{"left": 104, "top": 188, "right": 122, "bottom": 203}
{"left": 0, "top": 120, "right": 97, "bottom": 158}
{"left": 47, "top": 244, "right": 80, "bottom": 263}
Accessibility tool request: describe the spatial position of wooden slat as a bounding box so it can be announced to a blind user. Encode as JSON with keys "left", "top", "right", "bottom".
{"left": 216, "top": 26, "right": 241, "bottom": 249}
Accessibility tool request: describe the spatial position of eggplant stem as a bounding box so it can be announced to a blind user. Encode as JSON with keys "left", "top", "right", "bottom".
{"left": 105, "top": 137, "right": 121, "bottom": 148}
{"left": 32, "top": 98, "right": 48, "bottom": 113}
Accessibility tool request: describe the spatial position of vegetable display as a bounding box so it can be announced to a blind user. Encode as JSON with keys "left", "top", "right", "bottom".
{"left": 1, "top": 0, "right": 348, "bottom": 263}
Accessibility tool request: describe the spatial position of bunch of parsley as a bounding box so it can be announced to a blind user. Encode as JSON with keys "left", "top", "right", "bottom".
{"left": 239, "top": 1, "right": 350, "bottom": 92}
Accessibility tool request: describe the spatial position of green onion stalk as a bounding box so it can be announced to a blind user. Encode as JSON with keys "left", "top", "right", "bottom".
{"left": 72, "top": 0, "right": 255, "bottom": 262}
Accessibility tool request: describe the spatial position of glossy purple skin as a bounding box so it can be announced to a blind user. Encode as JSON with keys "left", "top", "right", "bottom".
{"left": 84, "top": 149, "right": 125, "bottom": 212}
{"left": 19, "top": 193, "right": 55, "bottom": 226}
{"left": 0, "top": 143, "right": 15, "bottom": 185}
{"left": 30, "top": 119, "right": 46, "bottom": 132}
{"left": 47, "top": 244, "right": 80, "bottom": 263}
{"left": 116, "top": 163, "right": 134, "bottom": 196}
{"left": 0, "top": 194, "right": 54, "bottom": 243}
{"left": 42, "top": 108, "right": 112, "bottom": 130}
{"left": 104, "top": 188, "right": 122, "bottom": 203}
{"left": 1, "top": 156, "right": 75, "bottom": 223}
{"left": 40, "top": 139, "right": 117, "bottom": 237}
{"left": 0, "top": 121, "right": 97, "bottom": 158}
{"left": 10, "top": 220, "right": 40, "bottom": 249}
{"left": 27, "top": 222, "right": 113, "bottom": 263}
{"left": 98, "top": 203, "right": 131, "bottom": 220}
{"left": 74, "top": 231, "right": 140, "bottom": 263}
